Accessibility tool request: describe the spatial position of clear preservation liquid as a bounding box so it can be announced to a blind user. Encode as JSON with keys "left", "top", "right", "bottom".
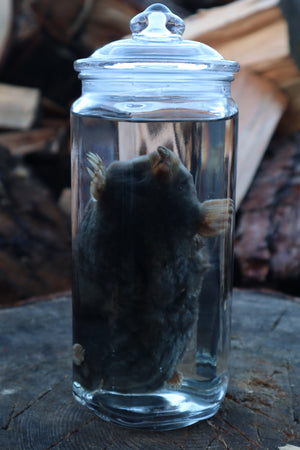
{"left": 71, "top": 114, "right": 237, "bottom": 430}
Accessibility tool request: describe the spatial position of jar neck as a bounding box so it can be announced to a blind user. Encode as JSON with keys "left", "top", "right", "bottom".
{"left": 81, "top": 75, "right": 233, "bottom": 98}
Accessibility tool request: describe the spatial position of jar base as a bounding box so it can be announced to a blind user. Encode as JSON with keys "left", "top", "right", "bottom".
{"left": 73, "top": 376, "right": 227, "bottom": 431}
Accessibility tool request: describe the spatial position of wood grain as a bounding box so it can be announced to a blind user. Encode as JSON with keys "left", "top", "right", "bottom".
{"left": 0, "top": 83, "right": 40, "bottom": 130}
{"left": 0, "top": 148, "right": 71, "bottom": 305}
{"left": 184, "top": 0, "right": 281, "bottom": 43}
{"left": 0, "top": 290, "right": 299, "bottom": 449}
{"left": 184, "top": 0, "right": 300, "bottom": 135}
{"left": 233, "top": 69, "right": 288, "bottom": 208}
{"left": 235, "top": 134, "right": 300, "bottom": 294}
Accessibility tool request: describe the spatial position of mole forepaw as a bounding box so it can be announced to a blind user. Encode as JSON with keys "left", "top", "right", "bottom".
{"left": 198, "top": 198, "right": 234, "bottom": 237}
{"left": 86, "top": 152, "right": 106, "bottom": 201}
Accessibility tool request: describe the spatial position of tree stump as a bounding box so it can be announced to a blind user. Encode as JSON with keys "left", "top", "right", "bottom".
{"left": 0, "top": 289, "right": 299, "bottom": 449}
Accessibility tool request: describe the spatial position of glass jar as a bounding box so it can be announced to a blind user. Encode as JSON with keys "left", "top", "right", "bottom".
{"left": 71, "top": 3, "right": 239, "bottom": 430}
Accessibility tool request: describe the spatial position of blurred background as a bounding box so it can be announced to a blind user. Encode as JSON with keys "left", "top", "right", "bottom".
{"left": 0, "top": 0, "right": 299, "bottom": 307}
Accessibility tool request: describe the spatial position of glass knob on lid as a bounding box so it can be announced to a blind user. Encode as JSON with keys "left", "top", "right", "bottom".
{"left": 130, "top": 3, "right": 185, "bottom": 39}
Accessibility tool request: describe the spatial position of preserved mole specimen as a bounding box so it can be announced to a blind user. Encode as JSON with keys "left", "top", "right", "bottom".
{"left": 73, "top": 146, "right": 233, "bottom": 393}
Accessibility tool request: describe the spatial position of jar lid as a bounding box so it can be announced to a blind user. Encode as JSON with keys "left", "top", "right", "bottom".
{"left": 74, "top": 3, "right": 239, "bottom": 79}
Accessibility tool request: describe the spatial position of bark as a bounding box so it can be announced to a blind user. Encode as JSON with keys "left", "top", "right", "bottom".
{"left": 235, "top": 134, "right": 300, "bottom": 295}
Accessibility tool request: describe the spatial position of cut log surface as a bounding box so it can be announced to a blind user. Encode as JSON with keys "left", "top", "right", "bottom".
{"left": 0, "top": 289, "right": 299, "bottom": 448}
{"left": 0, "top": 84, "right": 40, "bottom": 130}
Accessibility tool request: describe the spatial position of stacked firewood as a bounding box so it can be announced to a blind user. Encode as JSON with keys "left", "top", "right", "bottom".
{"left": 185, "top": 0, "right": 300, "bottom": 131}
{"left": 0, "top": 0, "right": 299, "bottom": 305}
{"left": 0, "top": 0, "right": 154, "bottom": 305}
{"left": 185, "top": 0, "right": 300, "bottom": 295}
{"left": 234, "top": 134, "right": 300, "bottom": 295}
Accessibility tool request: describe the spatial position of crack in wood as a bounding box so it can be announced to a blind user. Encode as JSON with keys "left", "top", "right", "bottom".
{"left": 1, "top": 405, "right": 15, "bottom": 431}
{"left": 207, "top": 435, "right": 217, "bottom": 448}
{"left": 285, "top": 362, "right": 299, "bottom": 425}
{"left": 256, "top": 424, "right": 263, "bottom": 446}
{"left": 223, "top": 419, "right": 261, "bottom": 447}
{"left": 249, "top": 406, "right": 280, "bottom": 422}
{"left": 207, "top": 420, "right": 231, "bottom": 449}
{"left": 226, "top": 393, "right": 276, "bottom": 421}
{"left": 218, "top": 436, "right": 231, "bottom": 449}
{"left": 2, "top": 377, "right": 67, "bottom": 431}
{"left": 46, "top": 416, "right": 97, "bottom": 449}
{"left": 11, "top": 388, "right": 53, "bottom": 422}
{"left": 270, "top": 309, "right": 287, "bottom": 332}
{"left": 170, "top": 440, "right": 186, "bottom": 450}
{"left": 101, "top": 444, "right": 114, "bottom": 450}
{"left": 254, "top": 309, "right": 287, "bottom": 355}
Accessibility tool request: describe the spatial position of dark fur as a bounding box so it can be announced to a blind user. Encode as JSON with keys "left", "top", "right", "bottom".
{"left": 73, "top": 148, "right": 229, "bottom": 393}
